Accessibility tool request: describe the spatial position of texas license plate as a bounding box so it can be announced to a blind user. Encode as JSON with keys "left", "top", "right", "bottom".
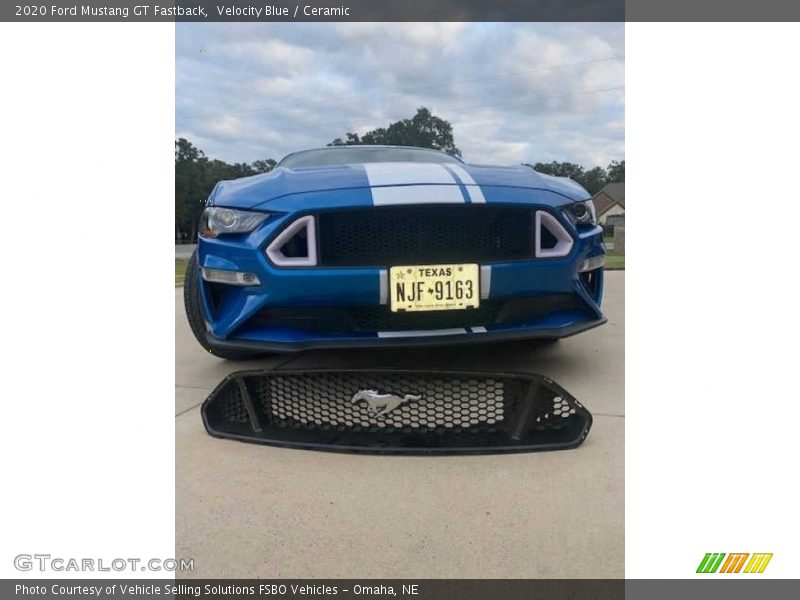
{"left": 389, "top": 263, "right": 480, "bottom": 312}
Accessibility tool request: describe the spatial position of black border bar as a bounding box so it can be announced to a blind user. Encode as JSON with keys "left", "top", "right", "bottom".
{"left": 4, "top": 579, "right": 800, "bottom": 599}
{"left": 5, "top": 0, "right": 800, "bottom": 22}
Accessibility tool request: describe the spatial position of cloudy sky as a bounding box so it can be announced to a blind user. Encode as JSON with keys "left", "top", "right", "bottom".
{"left": 176, "top": 23, "right": 623, "bottom": 168}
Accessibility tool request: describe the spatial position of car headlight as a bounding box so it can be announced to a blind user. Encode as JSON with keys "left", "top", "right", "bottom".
{"left": 199, "top": 207, "right": 270, "bottom": 238}
{"left": 565, "top": 200, "right": 597, "bottom": 227}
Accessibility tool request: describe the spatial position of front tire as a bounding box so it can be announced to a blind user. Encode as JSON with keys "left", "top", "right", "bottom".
{"left": 183, "top": 250, "right": 268, "bottom": 360}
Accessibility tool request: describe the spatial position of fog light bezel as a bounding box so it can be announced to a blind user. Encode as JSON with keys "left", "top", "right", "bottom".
{"left": 578, "top": 255, "right": 605, "bottom": 273}
{"left": 201, "top": 268, "right": 261, "bottom": 286}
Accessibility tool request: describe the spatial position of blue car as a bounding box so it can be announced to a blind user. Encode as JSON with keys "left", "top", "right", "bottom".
{"left": 184, "top": 145, "right": 606, "bottom": 359}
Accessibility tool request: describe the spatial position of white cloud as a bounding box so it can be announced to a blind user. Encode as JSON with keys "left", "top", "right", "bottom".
{"left": 176, "top": 22, "right": 624, "bottom": 167}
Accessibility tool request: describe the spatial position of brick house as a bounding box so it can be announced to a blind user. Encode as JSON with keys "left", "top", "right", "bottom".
{"left": 593, "top": 182, "right": 625, "bottom": 228}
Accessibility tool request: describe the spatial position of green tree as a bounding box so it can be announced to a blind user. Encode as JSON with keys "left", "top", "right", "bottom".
{"left": 525, "top": 160, "right": 615, "bottom": 195}
{"left": 251, "top": 158, "right": 277, "bottom": 174}
{"left": 175, "top": 138, "right": 275, "bottom": 242}
{"left": 581, "top": 166, "right": 608, "bottom": 195}
{"left": 529, "top": 161, "right": 586, "bottom": 181}
{"left": 328, "top": 107, "right": 461, "bottom": 156}
{"left": 329, "top": 132, "right": 362, "bottom": 147}
{"left": 175, "top": 138, "right": 209, "bottom": 243}
{"left": 607, "top": 160, "right": 625, "bottom": 183}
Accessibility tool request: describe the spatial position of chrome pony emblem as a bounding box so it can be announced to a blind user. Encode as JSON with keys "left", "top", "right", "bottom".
{"left": 351, "top": 389, "right": 421, "bottom": 417}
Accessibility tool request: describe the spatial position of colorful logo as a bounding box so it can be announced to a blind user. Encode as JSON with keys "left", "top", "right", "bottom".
{"left": 697, "top": 553, "right": 772, "bottom": 574}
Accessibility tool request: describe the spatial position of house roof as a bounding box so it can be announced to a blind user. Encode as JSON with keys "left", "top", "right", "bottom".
{"left": 592, "top": 182, "right": 625, "bottom": 216}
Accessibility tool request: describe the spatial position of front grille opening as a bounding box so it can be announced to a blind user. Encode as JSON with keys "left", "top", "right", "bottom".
{"left": 246, "top": 295, "right": 585, "bottom": 334}
{"left": 535, "top": 211, "right": 574, "bottom": 258}
{"left": 279, "top": 227, "right": 309, "bottom": 258}
{"left": 540, "top": 226, "right": 558, "bottom": 250}
{"left": 205, "top": 281, "right": 229, "bottom": 316}
{"left": 349, "top": 304, "right": 499, "bottom": 332}
{"left": 265, "top": 215, "right": 317, "bottom": 267}
{"left": 318, "top": 205, "right": 535, "bottom": 267}
{"left": 579, "top": 269, "right": 602, "bottom": 303}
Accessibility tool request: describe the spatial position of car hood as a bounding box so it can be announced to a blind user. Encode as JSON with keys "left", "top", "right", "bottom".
{"left": 210, "top": 162, "right": 591, "bottom": 209}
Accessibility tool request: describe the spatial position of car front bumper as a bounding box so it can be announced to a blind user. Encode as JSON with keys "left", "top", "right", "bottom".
{"left": 197, "top": 210, "right": 606, "bottom": 352}
{"left": 206, "top": 316, "right": 607, "bottom": 352}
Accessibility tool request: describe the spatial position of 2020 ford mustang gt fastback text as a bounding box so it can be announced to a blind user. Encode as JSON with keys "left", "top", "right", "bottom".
{"left": 184, "top": 145, "right": 606, "bottom": 359}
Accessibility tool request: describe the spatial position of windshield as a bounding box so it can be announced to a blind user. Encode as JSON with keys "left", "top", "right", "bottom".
{"left": 278, "top": 146, "right": 462, "bottom": 168}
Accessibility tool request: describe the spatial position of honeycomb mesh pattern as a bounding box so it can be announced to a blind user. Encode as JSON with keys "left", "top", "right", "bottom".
{"left": 317, "top": 205, "right": 535, "bottom": 267}
{"left": 248, "top": 295, "right": 584, "bottom": 334}
{"left": 204, "top": 370, "right": 593, "bottom": 453}
{"left": 348, "top": 303, "right": 503, "bottom": 331}
{"left": 218, "top": 384, "right": 249, "bottom": 423}
{"left": 532, "top": 395, "right": 578, "bottom": 432}
{"left": 248, "top": 373, "right": 519, "bottom": 434}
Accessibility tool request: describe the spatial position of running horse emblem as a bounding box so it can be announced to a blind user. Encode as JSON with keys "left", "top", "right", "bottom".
{"left": 351, "top": 389, "right": 421, "bottom": 417}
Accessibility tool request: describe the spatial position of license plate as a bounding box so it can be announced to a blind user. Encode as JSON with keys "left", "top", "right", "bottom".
{"left": 389, "top": 263, "right": 480, "bottom": 312}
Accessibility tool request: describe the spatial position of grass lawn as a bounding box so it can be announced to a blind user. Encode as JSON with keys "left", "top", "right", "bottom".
{"left": 605, "top": 252, "right": 625, "bottom": 270}
{"left": 175, "top": 259, "right": 188, "bottom": 287}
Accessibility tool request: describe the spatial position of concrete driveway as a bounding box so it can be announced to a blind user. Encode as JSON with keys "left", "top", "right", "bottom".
{"left": 176, "top": 244, "right": 197, "bottom": 259}
{"left": 176, "top": 272, "right": 624, "bottom": 578}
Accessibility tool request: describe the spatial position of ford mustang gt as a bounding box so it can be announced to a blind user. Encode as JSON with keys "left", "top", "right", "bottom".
{"left": 184, "top": 145, "right": 606, "bottom": 359}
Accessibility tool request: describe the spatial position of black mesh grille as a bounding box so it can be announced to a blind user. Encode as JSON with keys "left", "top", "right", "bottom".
{"left": 349, "top": 304, "right": 502, "bottom": 331}
{"left": 253, "top": 373, "right": 518, "bottom": 433}
{"left": 247, "top": 295, "right": 583, "bottom": 333}
{"left": 317, "top": 205, "right": 535, "bottom": 267}
{"left": 202, "top": 370, "right": 593, "bottom": 453}
{"left": 218, "top": 383, "right": 249, "bottom": 423}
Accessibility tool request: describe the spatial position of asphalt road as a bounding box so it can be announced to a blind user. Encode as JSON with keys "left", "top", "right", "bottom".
{"left": 175, "top": 272, "right": 624, "bottom": 578}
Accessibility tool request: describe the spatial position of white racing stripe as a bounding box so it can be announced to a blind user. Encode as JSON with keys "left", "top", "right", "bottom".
{"left": 371, "top": 184, "right": 464, "bottom": 206}
{"left": 377, "top": 328, "right": 468, "bottom": 338}
{"left": 364, "top": 162, "right": 454, "bottom": 185}
{"left": 445, "top": 164, "right": 487, "bottom": 203}
{"left": 470, "top": 326, "right": 488, "bottom": 333}
{"left": 363, "top": 162, "right": 464, "bottom": 205}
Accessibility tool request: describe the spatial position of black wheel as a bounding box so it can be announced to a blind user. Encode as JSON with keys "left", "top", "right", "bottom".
{"left": 183, "top": 250, "right": 269, "bottom": 360}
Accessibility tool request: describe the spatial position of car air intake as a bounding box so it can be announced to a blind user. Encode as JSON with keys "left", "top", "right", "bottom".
{"left": 247, "top": 295, "right": 587, "bottom": 333}
{"left": 266, "top": 215, "right": 317, "bottom": 267}
{"left": 202, "top": 369, "right": 592, "bottom": 453}
{"left": 317, "top": 205, "right": 537, "bottom": 267}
